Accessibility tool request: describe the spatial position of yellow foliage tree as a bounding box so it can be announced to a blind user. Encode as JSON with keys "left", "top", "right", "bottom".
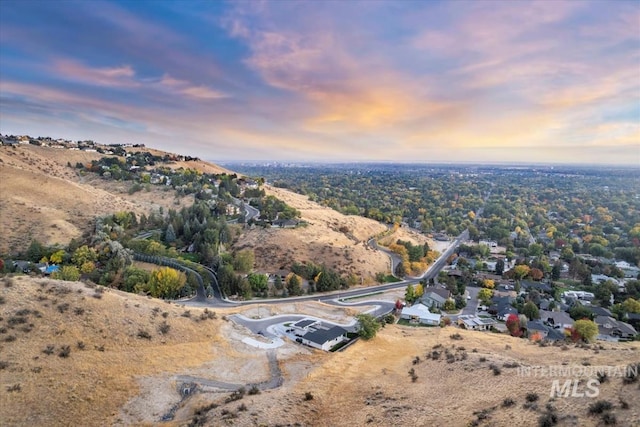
{"left": 49, "top": 250, "right": 66, "bottom": 264}
{"left": 145, "top": 267, "right": 186, "bottom": 299}
{"left": 482, "top": 279, "right": 495, "bottom": 289}
{"left": 415, "top": 283, "right": 424, "bottom": 298}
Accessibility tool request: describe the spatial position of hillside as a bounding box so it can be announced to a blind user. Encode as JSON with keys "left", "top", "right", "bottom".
{"left": 1, "top": 276, "right": 638, "bottom": 427}
{"left": 0, "top": 143, "right": 421, "bottom": 280}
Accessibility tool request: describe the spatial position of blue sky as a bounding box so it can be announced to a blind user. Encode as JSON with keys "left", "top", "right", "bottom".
{"left": 0, "top": 0, "right": 638, "bottom": 165}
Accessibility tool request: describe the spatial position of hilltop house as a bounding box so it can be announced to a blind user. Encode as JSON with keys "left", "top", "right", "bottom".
{"left": 400, "top": 303, "right": 441, "bottom": 326}
{"left": 291, "top": 319, "right": 347, "bottom": 351}
{"left": 539, "top": 310, "right": 574, "bottom": 330}
{"left": 594, "top": 316, "right": 637, "bottom": 342}
{"left": 457, "top": 315, "right": 497, "bottom": 331}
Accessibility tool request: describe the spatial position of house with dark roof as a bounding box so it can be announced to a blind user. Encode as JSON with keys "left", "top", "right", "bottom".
{"left": 595, "top": 316, "right": 637, "bottom": 342}
{"left": 521, "top": 281, "right": 553, "bottom": 294}
{"left": 300, "top": 325, "right": 347, "bottom": 351}
{"left": 540, "top": 310, "right": 574, "bottom": 330}
{"left": 589, "top": 306, "right": 613, "bottom": 318}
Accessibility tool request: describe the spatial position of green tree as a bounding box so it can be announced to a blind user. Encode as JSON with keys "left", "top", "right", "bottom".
{"left": 233, "top": 249, "right": 254, "bottom": 273}
{"left": 26, "top": 239, "right": 46, "bottom": 262}
{"left": 443, "top": 298, "right": 456, "bottom": 311}
{"left": 356, "top": 313, "right": 381, "bottom": 340}
{"left": 495, "top": 259, "right": 505, "bottom": 276}
{"left": 247, "top": 273, "right": 268, "bottom": 294}
{"left": 49, "top": 249, "right": 66, "bottom": 264}
{"left": 478, "top": 288, "right": 494, "bottom": 305}
{"left": 573, "top": 319, "right": 599, "bottom": 343}
{"left": 52, "top": 265, "right": 80, "bottom": 282}
{"left": 405, "top": 284, "right": 416, "bottom": 304}
{"left": 622, "top": 298, "right": 640, "bottom": 314}
{"left": 165, "top": 224, "right": 176, "bottom": 244}
{"left": 569, "top": 304, "right": 594, "bottom": 321}
{"left": 123, "top": 266, "right": 150, "bottom": 293}
{"left": 522, "top": 301, "right": 540, "bottom": 320}
{"left": 287, "top": 274, "right": 302, "bottom": 296}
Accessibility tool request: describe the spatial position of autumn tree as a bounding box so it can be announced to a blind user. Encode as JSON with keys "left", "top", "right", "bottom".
{"left": 573, "top": 319, "right": 599, "bottom": 343}
{"left": 405, "top": 284, "right": 416, "bottom": 304}
{"left": 49, "top": 250, "right": 66, "bottom": 264}
{"left": 443, "top": 298, "right": 456, "bottom": 311}
{"left": 512, "top": 265, "right": 531, "bottom": 280}
{"left": 142, "top": 267, "right": 187, "bottom": 299}
{"left": 415, "top": 283, "right": 424, "bottom": 298}
{"left": 233, "top": 249, "right": 255, "bottom": 273}
{"left": 72, "top": 245, "right": 97, "bottom": 267}
{"left": 529, "top": 268, "right": 544, "bottom": 281}
{"left": 622, "top": 298, "right": 640, "bottom": 314}
{"left": 482, "top": 279, "right": 495, "bottom": 289}
{"left": 506, "top": 314, "right": 522, "bottom": 337}
{"left": 286, "top": 274, "right": 303, "bottom": 296}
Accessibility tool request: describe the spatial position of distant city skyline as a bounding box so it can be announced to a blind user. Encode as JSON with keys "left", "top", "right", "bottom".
{"left": 1, "top": 0, "right": 638, "bottom": 165}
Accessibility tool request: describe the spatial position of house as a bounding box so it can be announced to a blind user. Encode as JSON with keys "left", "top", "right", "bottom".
{"left": 271, "top": 219, "right": 298, "bottom": 228}
{"left": 539, "top": 310, "right": 574, "bottom": 330}
{"left": 299, "top": 325, "right": 347, "bottom": 351}
{"left": 488, "top": 295, "right": 515, "bottom": 320}
{"left": 590, "top": 306, "right": 613, "bottom": 318}
{"left": 526, "top": 320, "right": 550, "bottom": 339}
{"left": 291, "top": 319, "right": 318, "bottom": 334}
{"left": 422, "top": 289, "right": 450, "bottom": 309}
{"left": 457, "top": 315, "right": 497, "bottom": 331}
{"left": 400, "top": 303, "right": 441, "bottom": 326}
{"left": 521, "top": 281, "right": 553, "bottom": 294}
{"left": 595, "top": 316, "right": 637, "bottom": 342}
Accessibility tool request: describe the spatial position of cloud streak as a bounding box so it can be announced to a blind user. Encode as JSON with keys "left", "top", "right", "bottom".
{"left": 0, "top": 0, "right": 638, "bottom": 165}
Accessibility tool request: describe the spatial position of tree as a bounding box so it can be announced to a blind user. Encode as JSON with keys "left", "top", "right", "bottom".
{"left": 454, "top": 294, "right": 467, "bottom": 309}
{"left": 123, "top": 266, "right": 150, "bottom": 293}
{"left": 529, "top": 268, "right": 544, "bottom": 281}
{"left": 49, "top": 250, "right": 66, "bottom": 264}
{"left": 478, "top": 288, "right": 494, "bottom": 305}
{"left": 233, "top": 249, "right": 254, "bottom": 273}
{"left": 247, "top": 273, "right": 268, "bottom": 294}
{"left": 52, "top": 266, "right": 80, "bottom": 282}
{"left": 443, "top": 298, "right": 456, "bottom": 311}
{"left": 506, "top": 313, "right": 522, "bottom": 337}
{"left": 551, "top": 263, "right": 561, "bottom": 281}
{"left": 165, "top": 224, "right": 176, "bottom": 244}
{"left": 356, "top": 313, "right": 381, "bottom": 340}
{"left": 569, "top": 304, "right": 594, "bottom": 321}
{"left": 415, "top": 283, "right": 424, "bottom": 298}
{"left": 287, "top": 274, "right": 302, "bottom": 296}
{"left": 622, "top": 298, "right": 640, "bottom": 314}
{"left": 395, "top": 261, "right": 406, "bottom": 278}
{"left": 405, "top": 284, "right": 416, "bottom": 304}
{"left": 495, "top": 259, "right": 505, "bottom": 276}
{"left": 72, "top": 245, "right": 98, "bottom": 267}
{"left": 513, "top": 265, "right": 531, "bottom": 280}
{"left": 26, "top": 239, "right": 46, "bottom": 262}
{"left": 482, "top": 279, "right": 495, "bottom": 289}
{"left": 573, "top": 319, "right": 599, "bottom": 343}
{"left": 522, "top": 301, "right": 540, "bottom": 320}
{"left": 144, "top": 267, "right": 187, "bottom": 299}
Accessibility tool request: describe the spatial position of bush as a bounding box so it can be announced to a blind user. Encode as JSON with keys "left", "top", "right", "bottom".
{"left": 158, "top": 322, "right": 170, "bottom": 335}
{"left": 58, "top": 345, "right": 71, "bottom": 358}
{"left": 408, "top": 368, "right": 418, "bottom": 382}
{"left": 538, "top": 411, "right": 558, "bottom": 427}
{"left": 225, "top": 387, "right": 245, "bottom": 403}
{"left": 43, "top": 344, "right": 55, "bottom": 355}
{"left": 601, "top": 412, "right": 617, "bottom": 425}
{"left": 526, "top": 393, "right": 539, "bottom": 403}
{"left": 588, "top": 400, "right": 613, "bottom": 415}
{"left": 597, "top": 372, "right": 608, "bottom": 383}
{"left": 248, "top": 385, "right": 261, "bottom": 395}
{"left": 502, "top": 398, "right": 516, "bottom": 408}
{"left": 74, "top": 307, "right": 85, "bottom": 315}
{"left": 77, "top": 341, "right": 85, "bottom": 350}
{"left": 304, "top": 391, "right": 314, "bottom": 401}
{"left": 6, "top": 384, "right": 21, "bottom": 392}
{"left": 489, "top": 364, "right": 501, "bottom": 375}
{"left": 450, "top": 333, "right": 463, "bottom": 340}
{"left": 623, "top": 363, "right": 639, "bottom": 384}
{"left": 137, "top": 330, "right": 152, "bottom": 340}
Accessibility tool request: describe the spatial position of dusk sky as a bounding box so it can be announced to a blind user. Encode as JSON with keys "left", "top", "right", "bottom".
{"left": 0, "top": 0, "right": 638, "bottom": 165}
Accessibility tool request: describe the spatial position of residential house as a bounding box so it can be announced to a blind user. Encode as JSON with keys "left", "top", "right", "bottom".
{"left": 422, "top": 289, "right": 450, "bottom": 309}
{"left": 457, "top": 315, "right": 497, "bottom": 331}
{"left": 590, "top": 306, "right": 613, "bottom": 318}
{"left": 400, "top": 303, "right": 441, "bottom": 326}
{"left": 539, "top": 310, "right": 574, "bottom": 330}
{"left": 595, "top": 316, "right": 637, "bottom": 342}
{"left": 299, "top": 325, "right": 347, "bottom": 351}
{"left": 526, "top": 320, "right": 550, "bottom": 339}
{"left": 291, "top": 319, "right": 317, "bottom": 335}
{"left": 521, "top": 281, "right": 553, "bottom": 294}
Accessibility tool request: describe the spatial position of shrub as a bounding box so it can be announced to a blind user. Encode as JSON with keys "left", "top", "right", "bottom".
{"left": 225, "top": 387, "right": 245, "bottom": 403}
{"left": 408, "top": 368, "right": 418, "bottom": 382}
{"left": 137, "top": 330, "right": 152, "bottom": 340}
{"left": 502, "top": 398, "right": 516, "bottom": 408}
{"left": 623, "top": 363, "right": 639, "bottom": 384}
{"left": 248, "top": 385, "right": 261, "bottom": 395}
{"left": 43, "top": 344, "right": 55, "bottom": 355}
{"left": 3, "top": 335, "right": 16, "bottom": 343}
{"left": 158, "top": 321, "right": 170, "bottom": 335}
{"left": 238, "top": 403, "right": 247, "bottom": 412}
{"left": 58, "top": 345, "right": 71, "bottom": 358}
{"left": 450, "top": 333, "right": 463, "bottom": 340}
{"left": 77, "top": 341, "right": 85, "bottom": 350}
{"left": 6, "top": 384, "right": 21, "bottom": 392}
{"left": 182, "top": 310, "right": 191, "bottom": 318}
{"left": 489, "top": 364, "right": 501, "bottom": 375}
{"left": 304, "top": 391, "right": 314, "bottom": 401}
{"left": 412, "top": 356, "right": 421, "bottom": 365}
{"left": 57, "top": 303, "right": 70, "bottom": 313}
{"left": 479, "top": 356, "right": 487, "bottom": 362}
{"left": 538, "top": 411, "right": 558, "bottom": 427}
{"left": 73, "top": 307, "right": 85, "bottom": 315}
{"left": 597, "top": 372, "right": 608, "bottom": 383}
{"left": 526, "top": 393, "right": 539, "bottom": 403}
{"left": 588, "top": 400, "right": 613, "bottom": 415}
{"left": 601, "top": 412, "right": 616, "bottom": 425}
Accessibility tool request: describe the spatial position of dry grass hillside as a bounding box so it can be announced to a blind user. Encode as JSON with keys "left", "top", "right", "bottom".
{"left": 0, "top": 145, "right": 194, "bottom": 253}
{"left": 2, "top": 276, "right": 638, "bottom": 427}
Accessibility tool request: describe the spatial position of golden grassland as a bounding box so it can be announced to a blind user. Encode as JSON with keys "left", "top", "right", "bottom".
{"left": 1, "top": 275, "right": 639, "bottom": 427}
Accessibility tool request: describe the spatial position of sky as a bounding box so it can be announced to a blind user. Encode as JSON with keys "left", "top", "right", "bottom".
{"left": 0, "top": 0, "right": 638, "bottom": 165}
